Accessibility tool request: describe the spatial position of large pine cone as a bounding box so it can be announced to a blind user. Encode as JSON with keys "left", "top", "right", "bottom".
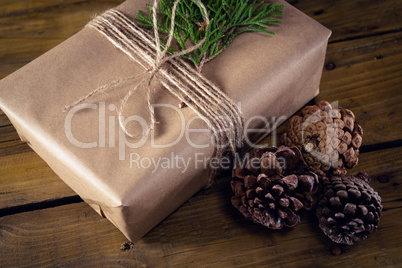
{"left": 280, "top": 101, "right": 363, "bottom": 177}
{"left": 231, "top": 146, "right": 319, "bottom": 229}
{"left": 316, "top": 173, "right": 382, "bottom": 245}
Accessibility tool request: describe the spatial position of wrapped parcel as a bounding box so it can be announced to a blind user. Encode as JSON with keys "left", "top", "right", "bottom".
{"left": 0, "top": 0, "right": 331, "bottom": 241}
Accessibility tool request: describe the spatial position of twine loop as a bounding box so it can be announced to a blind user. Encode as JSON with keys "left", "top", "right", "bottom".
{"left": 65, "top": 0, "right": 244, "bottom": 182}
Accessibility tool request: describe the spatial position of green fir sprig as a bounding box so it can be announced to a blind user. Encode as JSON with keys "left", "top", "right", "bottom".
{"left": 136, "top": 0, "right": 284, "bottom": 71}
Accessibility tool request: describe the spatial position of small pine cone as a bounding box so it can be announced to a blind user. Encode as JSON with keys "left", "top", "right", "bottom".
{"left": 280, "top": 100, "right": 363, "bottom": 177}
{"left": 316, "top": 172, "right": 382, "bottom": 245}
{"left": 231, "top": 146, "right": 319, "bottom": 229}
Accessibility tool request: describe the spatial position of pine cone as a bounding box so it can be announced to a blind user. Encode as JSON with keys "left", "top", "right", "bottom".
{"left": 231, "top": 146, "right": 319, "bottom": 229}
{"left": 316, "top": 172, "right": 382, "bottom": 245}
{"left": 280, "top": 101, "right": 363, "bottom": 177}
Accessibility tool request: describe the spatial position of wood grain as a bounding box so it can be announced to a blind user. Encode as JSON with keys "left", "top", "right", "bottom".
{"left": 260, "top": 31, "right": 402, "bottom": 148}
{"left": 318, "top": 31, "right": 402, "bottom": 146}
{"left": 1, "top": 29, "right": 400, "bottom": 214}
{"left": 0, "top": 0, "right": 401, "bottom": 266}
{"left": 0, "top": 150, "right": 75, "bottom": 210}
{"left": 1, "top": 0, "right": 401, "bottom": 78}
{"left": 290, "top": 0, "right": 402, "bottom": 43}
{"left": 0, "top": 147, "right": 401, "bottom": 267}
{"left": 0, "top": 0, "right": 124, "bottom": 78}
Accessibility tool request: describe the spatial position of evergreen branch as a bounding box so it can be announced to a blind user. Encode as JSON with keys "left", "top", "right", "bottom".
{"left": 136, "top": 0, "right": 283, "bottom": 70}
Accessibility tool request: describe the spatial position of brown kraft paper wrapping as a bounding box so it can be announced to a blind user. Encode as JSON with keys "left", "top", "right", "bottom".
{"left": 0, "top": 0, "right": 331, "bottom": 242}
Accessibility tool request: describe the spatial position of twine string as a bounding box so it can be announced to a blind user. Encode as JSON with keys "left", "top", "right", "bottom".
{"left": 65, "top": 0, "right": 244, "bottom": 183}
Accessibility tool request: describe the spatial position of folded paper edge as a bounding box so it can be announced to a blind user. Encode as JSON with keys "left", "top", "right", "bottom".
{"left": 0, "top": 0, "right": 332, "bottom": 242}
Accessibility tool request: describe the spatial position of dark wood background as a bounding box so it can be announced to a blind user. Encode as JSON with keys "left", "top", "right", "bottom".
{"left": 1, "top": 0, "right": 401, "bottom": 266}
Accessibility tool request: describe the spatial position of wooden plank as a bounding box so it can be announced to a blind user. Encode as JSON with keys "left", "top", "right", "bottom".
{"left": 0, "top": 0, "right": 124, "bottom": 39}
{"left": 0, "top": 0, "right": 401, "bottom": 265}
{"left": 0, "top": 146, "right": 401, "bottom": 266}
{"left": 0, "top": 139, "right": 32, "bottom": 157}
{"left": 0, "top": 149, "right": 76, "bottom": 210}
{"left": 1, "top": 0, "right": 400, "bottom": 43}
{"left": 0, "top": 0, "right": 124, "bottom": 79}
{"left": 0, "top": 112, "right": 11, "bottom": 127}
{"left": 0, "top": 125, "right": 20, "bottom": 143}
{"left": 348, "top": 147, "right": 402, "bottom": 203}
{"left": 260, "top": 31, "right": 402, "bottom": 148}
{"left": 289, "top": 0, "right": 402, "bottom": 43}
{"left": 318, "top": 31, "right": 402, "bottom": 146}
{"left": 1, "top": 0, "right": 401, "bottom": 78}
{"left": 0, "top": 203, "right": 129, "bottom": 267}
{"left": 0, "top": 30, "right": 401, "bottom": 216}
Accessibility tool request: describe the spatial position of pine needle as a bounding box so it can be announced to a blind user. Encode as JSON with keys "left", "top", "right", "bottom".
{"left": 136, "top": 0, "right": 284, "bottom": 70}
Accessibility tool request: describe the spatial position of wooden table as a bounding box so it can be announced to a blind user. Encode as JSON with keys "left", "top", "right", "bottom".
{"left": 1, "top": 0, "right": 401, "bottom": 266}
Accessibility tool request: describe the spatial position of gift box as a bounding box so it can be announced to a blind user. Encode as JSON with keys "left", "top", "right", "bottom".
{"left": 0, "top": 0, "right": 331, "bottom": 242}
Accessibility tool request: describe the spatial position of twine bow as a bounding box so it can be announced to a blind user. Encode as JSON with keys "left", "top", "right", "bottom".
{"left": 65, "top": 0, "right": 209, "bottom": 137}
{"left": 65, "top": 0, "right": 244, "bottom": 181}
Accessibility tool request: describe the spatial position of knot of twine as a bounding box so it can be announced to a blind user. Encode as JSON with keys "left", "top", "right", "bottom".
{"left": 65, "top": 0, "right": 244, "bottom": 182}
